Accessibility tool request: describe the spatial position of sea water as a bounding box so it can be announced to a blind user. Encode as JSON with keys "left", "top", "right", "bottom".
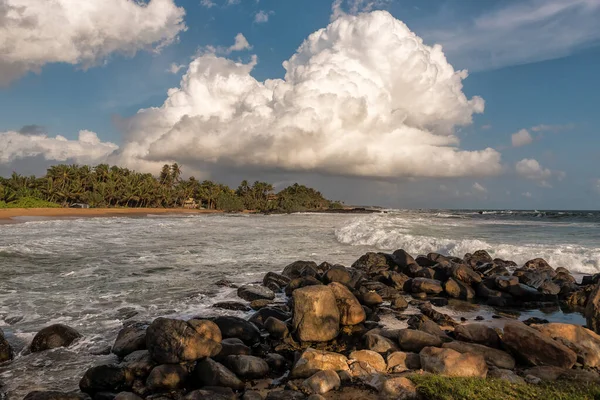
{"left": 0, "top": 210, "right": 598, "bottom": 396}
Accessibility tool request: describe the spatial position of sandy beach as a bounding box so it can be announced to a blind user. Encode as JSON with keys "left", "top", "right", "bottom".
{"left": 0, "top": 207, "right": 223, "bottom": 223}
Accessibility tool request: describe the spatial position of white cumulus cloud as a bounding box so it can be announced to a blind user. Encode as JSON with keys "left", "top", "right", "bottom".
{"left": 0, "top": 130, "right": 119, "bottom": 164}
{"left": 110, "top": 11, "right": 501, "bottom": 178}
{"left": 0, "top": 0, "right": 186, "bottom": 85}
{"left": 511, "top": 129, "right": 533, "bottom": 147}
{"left": 254, "top": 10, "right": 272, "bottom": 23}
{"left": 228, "top": 33, "right": 252, "bottom": 53}
{"left": 515, "top": 158, "right": 564, "bottom": 188}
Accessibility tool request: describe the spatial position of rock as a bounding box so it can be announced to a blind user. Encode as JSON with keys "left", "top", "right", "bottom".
{"left": 494, "top": 276, "right": 519, "bottom": 290}
{"left": 263, "top": 272, "right": 291, "bottom": 290}
{"left": 323, "top": 265, "right": 352, "bottom": 285}
{"left": 79, "top": 364, "right": 134, "bottom": 394}
{"left": 352, "top": 252, "right": 391, "bottom": 274}
{"left": 464, "top": 250, "right": 493, "bottom": 268}
{"left": 213, "top": 316, "right": 261, "bottom": 345}
{"left": 112, "top": 324, "right": 147, "bottom": 358}
{"left": 393, "top": 249, "right": 416, "bottom": 269}
{"left": 397, "top": 329, "right": 443, "bottom": 352}
{"left": 380, "top": 377, "right": 418, "bottom": 400}
{"left": 215, "top": 338, "right": 251, "bottom": 359}
{"left": 265, "top": 353, "right": 288, "bottom": 371}
{"left": 301, "top": 370, "right": 341, "bottom": 394}
{"left": 282, "top": 261, "right": 319, "bottom": 279}
{"left": 265, "top": 317, "right": 289, "bottom": 339}
{"left": 386, "top": 352, "right": 420, "bottom": 372}
{"left": 416, "top": 256, "right": 438, "bottom": 268}
{"left": 391, "top": 296, "right": 409, "bottom": 311}
{"left": 238, "top": 284, "right": 276, "bottom": 302}
{"left": 377, "top": 271, "right": 411, "bottom": 291}
{"left": 121, "top": 350, "right": 156, "bottom": 378}
{"left": 361, "top": 291, "right": 383, "bottom": 307}
{"left": 327, "top": 282, "right": 365, "bottom": 326}
{"left": 184, "top": 387, "right": 236, "bottom": 400}
{"left": 193, "top": 358, "right": 244, "bottom": 390}
{"left": 444, "top": 278, "right": 475, "bottom": 300}
{"left": 306, "top": 396, "right": 325, "bottom": 400}
{"left": 224, "top": 355, "right": 270, "bottom": 379}
{"left": 411, "top": 278, "right": 443, "bottom": 295}
{"left": 533, "top": 322, "right": 600, "bottom": 367}
{"left": 521, "top": 366, "right": 600, "bottom": 383}
{"left": 292, "top": 285, "right": 340, "bottom": 342}
{"left": 586, "top": 283, "right": 600, "bottom": 334}
{"left": 364, "top": 333, "right": 399, "bottom": 353}
{"left": 248, "top": 307, "right": 291, "bottom": 329}
{"left": 419, "top": 303, "right": 457, "bottom": 327}
{"left": 442, "top": 341, "right": 515, "bottom": 369}
{"left": 501, "top": 321, "right": 577, "bottom": 369}
{"left": 538, "top": 281, "right": 561, "bottom": 295}
{"left": 285, "top": 276, "right": 323, "bottom": 296}
{"left": 250, "top": 299, "right": 272, "bottom": 310}
{"left": 522, "top": 258, "right": 556, "bottom": 277}
{"left": 265, "top": 390, "right": 305, "bottom": 400}
{"left": 420, "top": 346, "right": 488, "bottom": 378}
{"left": 23, "top": 392, "right": 90, "bottom": 400}
{"left": 506, "top": 283, "right": 547, "bottom": 302}
{"left": 450, "top": 264, "right": 482, "bottom": 285}
{"left": 145, "top": 318, "right": 221, "bottom": 364}
{"left": 487, "top": 368, "right": 525, "bottom": 384}
{"left": 114, "top": 393, "right": 143, "bottom": 400}
{"left": 349, "top": 350, "right": 386, "bottom": 372}
{"left": 213, "top": 301, "right": 252, "bottom": 312}
{"left": 242, "top": 392, "right": 264, "bottom": 400}
{"left": 30, "top": 324, "right": 82, "bottom": 352}
{"left": 291, "top": 348, "right": 349, "bottom": 378}
{"left": 0, "top": 328, "right": 14, "bottom": 362}
{"left": 408, "top": 317, "right": 451, "bottom": 342}
{"left": 454, "top": 324, "right": 500, "bottom": 348}
{"left": 146, "top": 364, "right": 189, "bottom": 391}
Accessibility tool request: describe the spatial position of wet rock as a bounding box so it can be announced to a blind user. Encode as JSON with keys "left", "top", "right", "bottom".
{"left": 522, "top": 366, "right": 600, "bottom": 384}
{"left": 415, "top": 256, "right": 438, "bottom": 268}
{"left": 242, "top": 391, "right": 264, "bottom": 400}
{"left": 392, "top": 249, "right": 416, "bottom": 269}
{"left": 285, "top": 276, "right": 323, "bottom": 296}
{"left": 454, "top": 324, "right": 500, "bottom": 348}
{"left": 522, "top": 258, "right": 556, "bottom": 277}
{"left": 193, "top": 358, "right": 244, "bottom": 390}
{"left": 464, "top": 250, "right": 493, "bottom": 268}
{"left": 121, "top": 350, "right": 156, "bottom": 378}
{"left": 0, "top": 328, "right": 13, "bottom": 362}
{"left": 291, "top": 348, "right": 349, "bottom": 379}
{"left": 419, "top": 303, "right": 457, "bottom": 327}
{"left": 30, "top": 324, "right": 82, "bottom": 352}
{"left": 538, "top": 281, "right": 561, "bottom": 295}
{"left": 146, "top": 364, "right": 189, "bottom": 391}
{"left": 450, "top": 264, "right": 482, "bottom": 285}
{"left": 506, "top": 283, "right": 547, "bottom": 302}
{"left": 349, "top": 350, "right": 386, "bottom": 372}
{"left": 585, "top": 283, "right": 600, "bottom": 334}
{"left": 265, "top": 353, "right": 288, "bottom": 371}
{"left": 377, "top": 271, "right": 411, "bottom": 291}
{"left": 80, "top": 364, "right": 134, "bottom": 394}
{"left": 408, "top": 316, "right": 451, "bottom": 342}
{"left": 328, "top": 282, "right": 365, "bottom": 326}
{"left": 250, "top": 299, "right": 272, "bottom": 310}
{"left": 323, "top": 265, "right": 352, "bottom": 285}
{"left": 263, "top": 272, "right": 291, "bottom": 291}
{"left": 238, "top": 285, "right": 276, "bottom": 302}
{"left": 442, "top": 341, "right": 515, "bottom": 369}
{"left": 410, "top": 278, "right": 443, "bottom": 295}
{"left": 397, "top": 329, "right": 443, "bottom": 352}
{"left": 364, "top": 333, "right": 399, "bottom": 353}
{"left": 494, "top": 276, "right": 519, "bottom": 290}
{"left": 476, "top": 263, "right": 509, "bottom": 278}
{"left": 292, "top": 285, "right": 340, "bottom": 342}
{"left": 265, "top": 317, "right": 289, "bottom": 339}
{"left": 113, "top": 324, "right": 147, "bottom": 358}
{"left": 248, "top": 307, "right": 291, "bottom": 329}
{"left": 501, "top": 321, "right": 577, "bottom": 369}
{"left": 145, "top": 318, "right": 222, "bottom": 364}
{"left": 301, "top": 370, "right": 341, "bottom": 395}
{"left": 265, "top": 390, "right": 305, "bottom": 400}
{"left": 213, "top": 316, "right": 261, "bottom": 345}
{"left": 420, "top": 346, "right": 487, "bottom": 378}
{"left": 360, "top": 291, "right": 383, "bottom": 307}
{"left": 533, "top": 322, "right": 600, "bottom": 367}
{"left": 214, "top": 279, "right": 237, "bottom": 288}
{"left": 184, "top": 387, "right": 236, "bottom": 400}
{"left": 352, "top": 252, "right": 391, "bottom": 275}
{"left": 391, "top": 296, "right": 408, "bottom": 310}
{"left": 282, "top": 261, "right": 319, "bottom": 279}
{"left": 213, "top": 302, "right": 252, "bottom": 312}
{"left": 114, "top": 393, "right": 143, "bottom": 400}
{"left": 386, "top": 351, "right": 421, "bottom": 372}
{"left": 215, "top": 338, "right": 251, "bottom": 359}
{"left": 444, "top": 278, "right": 475, "bottom": 300}
{"left": 23, "top": 392, "right": 90, "bottom": 400}
{"left": 224, "top": 355, "right": 270, "bottom": 379}
{"left": 380, "top": 377, "right": 418, "bottom": 400}
{"left": 487, "top": 368, "right": 525, "bottom": 384}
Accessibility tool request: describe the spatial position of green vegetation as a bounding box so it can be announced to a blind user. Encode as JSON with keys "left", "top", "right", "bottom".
{"left": 0, "top": 163, "right": 336, "bottom": 212}
{"left": 411, "top": 374, "right": 600, "bottom": 400}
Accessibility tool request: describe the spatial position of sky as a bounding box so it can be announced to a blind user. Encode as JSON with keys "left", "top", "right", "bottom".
{"left": 1, "top": 0, "right": 599, "bottom": 210}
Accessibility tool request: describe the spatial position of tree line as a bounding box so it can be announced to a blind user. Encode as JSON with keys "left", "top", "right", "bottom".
{"left": 0, "top": 163, "right": 343, "bottom": 212}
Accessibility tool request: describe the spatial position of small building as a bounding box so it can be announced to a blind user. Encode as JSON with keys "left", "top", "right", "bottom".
{"left": 183, "top": 198, "right": 197, "bottom": 209}
{"left": 70, "top": 203, "right": 90, "bottom": 209}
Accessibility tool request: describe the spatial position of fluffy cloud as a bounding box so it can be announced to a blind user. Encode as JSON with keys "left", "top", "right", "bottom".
{"left": 0, "top": 0, "right": 186, "bottom": 85}
{"left": 228, "top": 33, "right": 252, "bottom": 52}
{"left": 515, "top": 158, "right": 564, "bottom": 187}
{"left": 0, "top": 130, "right": 118, "bottom": 164}
{"left": 254, "top": 10, "right": 272, "bottom": 23}
{"left": 111, "top": 11, "right": 501, "bottom": 179}
{"left": 511, "top": 129, "right": 533, "bottom": 147}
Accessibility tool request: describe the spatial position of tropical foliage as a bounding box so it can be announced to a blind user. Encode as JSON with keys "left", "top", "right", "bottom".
{"left": 0, "top": 163, "right": 339, "bottom": 212}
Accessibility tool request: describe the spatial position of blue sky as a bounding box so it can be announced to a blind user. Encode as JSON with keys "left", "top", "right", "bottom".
{"left": 1, "top": 0, "right": 599, "bottom": 209}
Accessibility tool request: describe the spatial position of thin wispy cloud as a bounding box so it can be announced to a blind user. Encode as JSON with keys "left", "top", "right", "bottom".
{"left": 254, "top": 10, "right": 273, "bottom": 23}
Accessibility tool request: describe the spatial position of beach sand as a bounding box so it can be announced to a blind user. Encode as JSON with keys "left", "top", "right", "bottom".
{"left": 0, "top": 207, "right": 222, "bottom": 223}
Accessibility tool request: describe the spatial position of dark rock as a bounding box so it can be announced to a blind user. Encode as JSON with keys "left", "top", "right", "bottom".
{"left": 214, "top": 279, "right": 237, "bottom": 288}
{"left": 361, "top": 291, "right": 383, "bottom": 307}
{"left": 146, "top": 318, "right": 222, "bottom": 364}
{"left": 282, "top": 261, "right": 319, "bottom": 279}
{"left": 522, "top": 258, "right": 556, "bottom": 277}
{"left": 476, "top": 263, "right": 509, "bottom": 277}
{"left": 415, "top": 256, "right": 438, "bottom": 268}
{"left": 215, "top": 338, "right": 251, "bottom": 359}
{"left": 213, "top": 302, "right": 252, "bottom": 312}
{"left": 443, "top": 341, "right": 515, "bottom": 369}
{"left": 450, "top": 264, "right": 482, "bottom": 285}
{"left": 301, "top": 370, "right": 341, "bottom": 395}
{"left": 213, "top": 316, "right": 261, "bottom": 345}
{"left": 114, "top": 393, "right": 143, "bottom": 400}
{"left": 397, "top": 329, "right": 442, "bottom": 352}
{"left": 121, "top": 350, "right": 156, "bottom": 378}
{"left": 464, "top": 250, "right": 492, "bottom": 268}
{"left": 411, "top": 278, "right": 443, "bottom": 295}
{"left": 538, "top": 281, "right": 561, "bottom": 295}
{"left": 429, "top": 297, "right": 449, "bottom": 307}
{"left": 322, "top": 265, "right": 351, "bottom": 285}
{"left": 184, "top": 387, "right": 236, "bottom": 400}
{"left": 0, "top": 328, "right": 13, "bottom": 362}
{"left": 364, "top": 332, "right": 399, "bottom": 353}
{"left": 265, "top": 391, "right": 305, "bottom": 400}
{"left": 248, "top": 307, "right": 291, "bottom": 329}
{"left": 419, "top": 303, "right": 457, "bottom": 327}
{"left": 408, "top": 315, "right": 451, "bottom": 342}
{"left": 292, "top": 285, "right": 340, "bottom": 342}
{"left": 265, "top": 317, "right": 289, "bottom": 339}
{"left": 250, "top": 299, "right": 272, "bottom": 310}
{"left": 586, "top": 283, "right": 600, "bottom": 333}
{"left": 414, "top": 267, "right": 436, "bottom": 279}
{"left": 285, "top": 276, "right": 323, "bottom": 296}
{"left": 454, "top": 324, "right": 500, "bottom": 348}
{"left": 392, "top": 249, "right": 416, "bottom": 269}
{"left": 112, "top": 324, "right": 147, "bottom": 358}
{"left": 263, "top": 272, "right": 291, "bottom": 290}
{"left": 80, "top": 365, "right": 134, "bottom": 394}
{"left": 30, "top": 324, "right": 82, "bottom": 352}
{"left": 376, "top": 271, "right": 411, "bottom": 291}
{"left": 146, "top": 364, "right": 189, "bottom": 391}
{"left": 352, "top": 252, "right": 391, "bottom": 275}
{"left": 23, "top": 392, "right": 90, "bottom": 400}
{"left": 444, "top": 278, "right": 475, "bottom": 300}
{"left": 242, "top": 391, "right": 264, "bottom": 400}
{"left": 193, "top": 358, "right": 244, "bottom": 390}
{"left": 223, "top": 355, "right": 270, "bottom": 379}
{"left": 391, "top": 296, "right": 408, "bottom": 310}
{"left": 265, "top": 353, "right": 288, "bottom": 371}
{"left": 238, "top": 285, "right": 276, "bottom": 302}
{"left": 494, "top": 276, "right": 519, "bottom": 290}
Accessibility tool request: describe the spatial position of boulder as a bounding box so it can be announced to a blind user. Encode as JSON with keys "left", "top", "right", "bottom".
{"left": 352, "top": 252, "right": 391, "bottom": 275}
{"left": 282, "top": 261, "right": 319, "bottom": 279}
{"left": 215, "top": 338, "right": 251, "bottom": 359}
{"left": 193, "top": 358, "right": 244, "bottom": 390}
{"left": 397, "top": 329, "right": 443, "bottom": 352}
{"left": 0, "top": 328, "right": 14, "bottom": 362}
{"left": 79, "top": 364, "right": 134, "bottom": 394}
{"left": 410, "top": 278, "right": 443, "bottom": 295}
{"left": 263, "top": 272, "right": 291, "bottom": 290}
{"left": 327, "top": 282, "right": 365, "bottom": 326}
{"left": 242, "top": 392, "right": 264, "bottom": 400}
{"left": 450, "top": 264, "right": 482, "bottom": 285}
{"left": 184, "top": 387, "right": 237, "bottom": 400}
{"left": 442, "top": 341, "right": 515, "bottom": 369}
{"left": 444, "top": 278, "right": 475, "bottom": 300}
{"left": 586, "top": 283, "right": 600, "bottom": 334}
{"left": 377, "top": 271, "right": 411, "bottom": 291}
{"left": 386, "top": 352, "right": 421, "bottom": 372}
{"left": 121, "top": 350, "right": 156, "bottom": 378}
{"left": 213, "top": 302, "right": 252, "bottom": 312}
{"left": 145, "top": 318, "right": 221, "bottom": 364}
{"left": 112, "top": 324, "right": 147, "bottom": 358}
{"left": 248, "top": 307, "right": 291, "bottom": 329}
{"left": 487, "top": 368, "right": 525, "bottom": 384}
{"left": 364, "top": 333, "right": 399, "bottom": 353}
{"left": 224, "top": 355, "right": 270, "bottom": 379}
{"left": 265, "top": 353, "right": 288, "bottom": 371}
{"left": 361, "top": 291, "right": 383, "bottom": 307}
{"left": 238, "top": 284, "right": 276, "bottom": 302}
{"left": 533, "top": 322, "right": 600, "bottom": 367}
{"left": 323, "top": 265, "right": 352, "bottom": 285}
{"left": 23, "top": 392, "right": 89, "bottom": 400}
{"left": 501, "top": 321, "right": 577, "bottom": 369}
{"left": 30, "top": 324, "right": 82, "bottom": 352}
{"left": 265, "top": 317, "right": 289, "bottom": 339}
{"left": 292, "top": 285, "right": 340, "bottom": 342}
{"left": 265, "top": 391, "right": 305, "bottom": 400}
{"left": 250, "top": 299, "right": 273, "bottom": 310}
{"left": 349, "top": 350, "right": 386, "bottom": 372}
{"left": 420, "top": 346, "right": 487, "bottom": 378}
{"left": 146, "top": 364, "right": 189, "bottom": 391}
{"left": 291, "top": 348, "right": 349, "bottom": 378}
{"left": 464, "top": 250, "right": 493, "bottom": 268}
{"left": 301, "top": 370, "right": 341, "bottom": 395}
{"left": 212, "top": 316, "right": 261, "bottom": 345}
{"left": 408, "top": 316, "right": 451, "bottom": 342}
{"left": 285, "top": 276, "right": 323, "bottom": 296}
{"left": 380, "top": 377, "right": 418, "bottom": 400}
{"left": 454, "top": 324, "right": 500, "bottom": 348}
{"left": 392, "top": 249, "right": 416, "bottom": 269}
{"left": 522, "top": 258, "right": 556, "bottom": 277}
{"left": 391, "top": 296, "right": 409, "bottom": 310}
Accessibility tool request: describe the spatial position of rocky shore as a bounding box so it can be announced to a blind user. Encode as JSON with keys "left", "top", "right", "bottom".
{"left": 5, "top": 249, "right": 600, "bottom": 399}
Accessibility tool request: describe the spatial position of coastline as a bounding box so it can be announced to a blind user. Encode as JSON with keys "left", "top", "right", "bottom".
{"left": 0, "top": 207, "right": 223, "bottom": 223}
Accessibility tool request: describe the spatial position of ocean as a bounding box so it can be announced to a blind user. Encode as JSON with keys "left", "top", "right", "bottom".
{"left": 0, "top": 210, "right": 599, "bottom": 396}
